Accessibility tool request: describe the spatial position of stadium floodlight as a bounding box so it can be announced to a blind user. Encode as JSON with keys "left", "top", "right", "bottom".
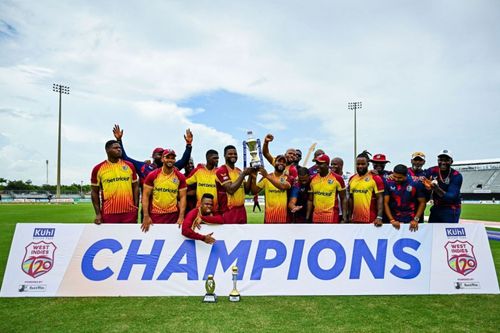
{"left": 348, "top": 102, "right": 362, "bottom": 171}
{"left": 53, "top": 84, "right": 70, "bottom": 199}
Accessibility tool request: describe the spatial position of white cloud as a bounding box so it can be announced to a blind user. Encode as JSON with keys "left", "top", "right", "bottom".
{"left": 0, "top": 0, "right": 498, "bottom": 183}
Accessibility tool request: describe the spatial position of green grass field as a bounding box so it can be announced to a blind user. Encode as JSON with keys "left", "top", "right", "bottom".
{"left": 0, "top": 203, "right": 499, "bottom": 332}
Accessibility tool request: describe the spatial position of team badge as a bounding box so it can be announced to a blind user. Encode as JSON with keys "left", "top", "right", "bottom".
{"left": 445, "top": 240, "right": 477, "bottom": 276}
{"left": 328, "top": 179, "right": 333, "bottom": 184}
{"left": 22, "top": 241, "right": 57, "bottom": 278}
{"left": 172, "top": 177, "right": 178, "bottom": 184}
{"left": 122, "top": 165, "right": 129, "bottom": 171}
{"left": 280, "top": 178, "right": 285, "bottom": 184}
{"left": 406, "top": 185, "right": 413, "bottom": 192}
{"left": 364, "top": 177, "right": 370, "bottom": 182}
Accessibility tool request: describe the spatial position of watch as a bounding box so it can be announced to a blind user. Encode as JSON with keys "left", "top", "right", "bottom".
{"left": 414, "top": 217, "right": 420, "bottom": 222}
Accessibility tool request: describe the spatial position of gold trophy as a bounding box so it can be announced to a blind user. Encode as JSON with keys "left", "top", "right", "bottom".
{"left": 243, "top": 130, "right": 264, "bottom": 168}
{"left": 229, "top": 266, "right": 241, "bottom": 302}
{"left": 203, "top": 274, "right": 217, "bottom": 303}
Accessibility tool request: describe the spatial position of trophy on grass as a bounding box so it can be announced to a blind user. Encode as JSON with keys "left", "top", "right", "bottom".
{"left": 203, "top": 275, "right": 217, "bottom": 303}
{"left": 229, "top": 266, "right": 241, "bottom": 302}
{"left": 242, "top": 130, "right": 264, "bottom": 169}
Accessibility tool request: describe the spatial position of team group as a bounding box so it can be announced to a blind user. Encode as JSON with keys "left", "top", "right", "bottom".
{"left": 90, "top": 125, "right": 463, "bottom": 243}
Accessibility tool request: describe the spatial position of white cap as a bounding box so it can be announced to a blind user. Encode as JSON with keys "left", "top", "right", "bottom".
{"left": 438, "top": 149, "right": 453, "bottom": 159}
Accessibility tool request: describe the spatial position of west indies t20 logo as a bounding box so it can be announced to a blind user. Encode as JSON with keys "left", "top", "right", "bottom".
{"left": 445, "top": 240, "right": 477, "bottom": 276}
{"left": 21, "top": 241, "right": 57, "bottom": 278}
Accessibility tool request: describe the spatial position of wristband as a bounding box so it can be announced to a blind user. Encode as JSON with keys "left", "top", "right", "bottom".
{"left": 376, "top": 216, "right": 383, "bottom": 220}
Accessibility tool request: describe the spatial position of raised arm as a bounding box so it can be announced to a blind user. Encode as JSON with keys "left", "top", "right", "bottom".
{"left": 174, "top": 129, "right": 193, "bottom": 170}
{"left": 262, "top": 134, "right": 275, "bottom": 165}
{"left": 222, "top": 168, "right": 252, "bottom": 195}
{"left": 113, "top": 124, "right": 145, "bottom": 174}
{"left": 251, "top": 176, "right": 262, "bottom": 195}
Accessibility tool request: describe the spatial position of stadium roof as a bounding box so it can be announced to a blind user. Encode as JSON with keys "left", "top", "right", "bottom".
{"left": 453, "top": 158, "right": 500, "bottom": 166}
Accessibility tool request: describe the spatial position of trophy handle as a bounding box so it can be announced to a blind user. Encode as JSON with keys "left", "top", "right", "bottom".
{"left": 242, "top": 140, "right": 247, "bottom": 169}
{"left": 257, "top": 139, "right": 264, "bottom": 167}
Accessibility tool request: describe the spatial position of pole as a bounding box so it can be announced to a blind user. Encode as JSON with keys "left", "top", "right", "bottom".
{"left": 56, "top": 91, "right": 62, "bottom": 198}
{"left": 46, "top": 160, "right": 49, "bottom": 185}
{"left": 354, "top": 106, "right": 357, "bottom": 172}
{"left": 348, "top": 102, "right": 362, "bottom": 173}
{"left": 52, "top": 84, "right": 69, "bottom": 199}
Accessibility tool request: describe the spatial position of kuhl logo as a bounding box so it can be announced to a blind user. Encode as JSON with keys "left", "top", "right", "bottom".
{"left": 33, "top": 228, "right": 55, "bottom": 238}
{"left": 445, "top": 240, "right": 477, "bottom": 276}
{"left": 21, "top": 241, "right": 57, "bottom": 278}
{"left": 446, "top": 227, "right": 466, "bottom": 237}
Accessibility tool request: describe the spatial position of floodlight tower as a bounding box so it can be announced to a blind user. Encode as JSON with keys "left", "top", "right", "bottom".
{"left": 52, "top": 84, "right": 70, "bottom": 198}
{"left": 348, "top": 102, "right": 362, "bottom": 171}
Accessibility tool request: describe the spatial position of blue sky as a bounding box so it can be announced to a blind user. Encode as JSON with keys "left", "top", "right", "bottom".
{"left": 0, "top": 0, "right": 499, "bottom": 184}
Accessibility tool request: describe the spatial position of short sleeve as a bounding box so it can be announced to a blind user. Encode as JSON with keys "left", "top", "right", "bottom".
{"left": 334, "top": 174, "right": 345, "bottom": 190}
{"left": 125, "top": 161, "right": 138, "bottom": 182}
{"left": 144, "top": 170, "right": 157, "bottom": 188}
{"left": 178, "top": 173, "right": 187, "bottom": 190}
{"left": 91, "top": 164, "right": 101, "bottom": 186}
{"left": 373, "top": 175, "right": 385, "bottom": 193}
{"left": 186, "top": 168, "right": 197, "bottom": 185}
{"left": 216, "top": 167, "right": 231, "bottom": 185}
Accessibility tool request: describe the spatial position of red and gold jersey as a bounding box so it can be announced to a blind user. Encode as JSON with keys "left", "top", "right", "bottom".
{"left": 216, "top": 164, "right": 245, "bottom": 212}
{"left": 186, "top": 164, "right": 218, "bottom": 208}
{"left": 270, "top": 156, "right": 298, "bottom": 185}
{"left": 309, "top": 172, "right": 345, "bottom": 223}
{"left": 91, "top": 159, "right": 138, "bottom": 215}
{"left": 349, "top": 172, "right": 384, "bottom": 223}
{"left": 144, "top": 168, "right": 187, "bottom": 214}
{"left": 257, "top": 173, "right": 289, "bottom": 223}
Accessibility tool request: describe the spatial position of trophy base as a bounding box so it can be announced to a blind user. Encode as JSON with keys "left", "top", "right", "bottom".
{"left": 203, "top": 294, "right": 217, "bottom": 303}
{"left": 250, "top": 162, "right": 261, "bottom": 169}
{"left": 229, "top": 294, "right": 240, "bottom": 302}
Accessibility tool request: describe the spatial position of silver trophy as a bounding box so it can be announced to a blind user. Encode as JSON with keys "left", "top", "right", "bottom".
{"left": 203, "top": 274, "right": 217, "bottom": 303}
{"left": 229, "top": 266, "right": 241, "bottom": 302}
{"left": 242, "top": 130, "right": 264, "bottom": 168}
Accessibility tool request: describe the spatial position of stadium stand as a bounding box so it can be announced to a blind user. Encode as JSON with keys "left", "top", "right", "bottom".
{"left": 454, "top": 159, "right": 500, "bottom": 201}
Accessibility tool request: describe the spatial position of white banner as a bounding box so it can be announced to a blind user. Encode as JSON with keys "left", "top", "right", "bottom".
{"left": 1, "top": 224, "right": 498, "bottom": 297}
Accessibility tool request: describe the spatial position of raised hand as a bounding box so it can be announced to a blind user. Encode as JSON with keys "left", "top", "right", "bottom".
{"left": 184, "top": 128, "right": 193, "bottom": 145}
{"left": 112, "top": 124, "right": 123, "bottom": 140}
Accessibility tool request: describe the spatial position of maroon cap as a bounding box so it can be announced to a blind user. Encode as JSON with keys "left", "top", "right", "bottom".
{"left": 275, "top": 154, "right": 286, "bottom": 163}
{"left": 162, "top": 149, "right": 176, "bottom": 157}
{"left": 315, "top": 153, "right": 330, "bottom": 164}
{"left": 152, "top": 147, "right": 164, "bottom": 156}
{"left": 371, "top": 154, "right": 390, "bottom": 163}
{"left": 312, "top": 149, "right": 325, "bottom": 162}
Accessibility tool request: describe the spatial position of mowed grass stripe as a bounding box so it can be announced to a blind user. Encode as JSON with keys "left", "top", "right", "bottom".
{"left": 0, "top": 203, "right": 499, "bottom": 333}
